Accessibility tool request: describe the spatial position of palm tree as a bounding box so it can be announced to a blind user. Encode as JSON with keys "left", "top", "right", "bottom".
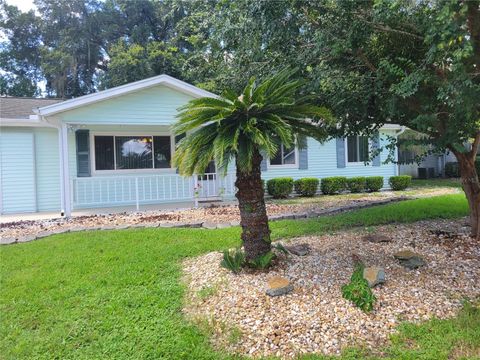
{"left": 173, "top": 69, "right": 332, "bottom": 261}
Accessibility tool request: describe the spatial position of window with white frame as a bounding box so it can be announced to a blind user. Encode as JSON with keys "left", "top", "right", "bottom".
{"left": 94, "top": 135, "right": 172, "bottom": 171}
{"left": 347, "top": 136, "right": 369, "bottom": 163}
{"left": 270, "top": 142, "right": 297, "bottom": 166}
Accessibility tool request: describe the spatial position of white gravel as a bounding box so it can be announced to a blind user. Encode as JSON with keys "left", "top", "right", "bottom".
{"left": 182, "top": 218, "right": 480, "bottom": 358}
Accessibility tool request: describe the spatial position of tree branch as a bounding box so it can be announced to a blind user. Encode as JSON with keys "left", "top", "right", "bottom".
{"left": 470, "top": 131, "right": 480, "bottom": 160}
{"left": 357, "top": 18, "right": 424, "bottom": 40}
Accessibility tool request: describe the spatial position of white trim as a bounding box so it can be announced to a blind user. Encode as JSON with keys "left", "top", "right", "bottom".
{"left": 35, "top": 74, "right": 218, "bottom": 117}
{"left": 267, "top": 143, "right": 299, "bottom": 169}
{"left": 345, "top": 135, "right": 371, "bottom": 166}
{"left": 89, "top": 131, "right": 177, "bottom": 175}
{"left": 0, "top": 117, "right": 57, "bottom": 128}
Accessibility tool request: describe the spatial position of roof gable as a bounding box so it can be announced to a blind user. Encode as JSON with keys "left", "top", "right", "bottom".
{"left": 36, "top": 74, "right": 216, "bottom": 117}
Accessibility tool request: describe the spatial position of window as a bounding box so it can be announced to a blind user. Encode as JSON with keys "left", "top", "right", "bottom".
{"left": 347, "top": 136, "right": 369, "bottom": 163}
{"left": 270, "top": 142, "right": 297, "bottom": 166}
{"left": 94, "top": 135, "right": 172, "bottom": 171}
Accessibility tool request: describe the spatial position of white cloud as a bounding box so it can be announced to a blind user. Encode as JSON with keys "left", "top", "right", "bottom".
{"left": 5, "top": 0, "right": 36, "bottom": 13}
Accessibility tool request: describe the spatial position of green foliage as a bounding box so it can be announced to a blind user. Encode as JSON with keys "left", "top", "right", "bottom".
{"left": 220, "top": 248, "right": 245, "bottom": 274}
{"left": 272, "top": 242, "right": 289, "bottom": 255}
{"left": 267, "top": 177, "right": 294, "bottom": 199}
{"left": 346, "top": 177, "right": 366, "bottom": 193}
{"left": 248, "top": 251, "right": 276, "bottom": 270}
{"left": 341, "top": 264, "right": 376, "bottom": 313}
{"left": 320, "top": 177, "right": 347, "bottom": 195}
{"left": 366, "top": 176, "right": 384, "bottom": 192}
{"left": 294, "top": 178, "right": 319, "bottom": 197}
{"left": 389, "top": 175, "right": 412, "bottom": 191}
{"left": 445, "top": 162, "right": 460, "bottom": 178}
{"left": 173, "top": 68, "right": 333, "bottom": 176}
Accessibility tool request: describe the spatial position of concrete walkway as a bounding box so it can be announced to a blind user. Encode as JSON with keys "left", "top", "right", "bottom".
{"left": 0, "top": 200, "right": 237, "bottom": 223}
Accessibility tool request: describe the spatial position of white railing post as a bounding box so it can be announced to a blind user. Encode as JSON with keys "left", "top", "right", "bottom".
{"left": 193, "top": 175, "right": 199, "bottom": 208}
{"left": 135, "top": 177, "right": 140, "bottom": 211}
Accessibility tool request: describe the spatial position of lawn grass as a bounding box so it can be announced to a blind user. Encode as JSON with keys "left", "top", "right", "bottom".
{"left": 411, "top": 178, "right": 462, "bottom": 188}
{"left": 0, "top": 194, "right": 475, "bottom": 360}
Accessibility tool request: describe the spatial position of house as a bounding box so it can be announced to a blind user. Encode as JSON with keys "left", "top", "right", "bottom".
{"left": 0, "top": 75, "right": 404, "bottom": 216}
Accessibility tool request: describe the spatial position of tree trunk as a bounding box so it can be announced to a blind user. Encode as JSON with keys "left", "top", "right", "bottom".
{"left": 455, "top": 152, "right": 480, "bottom": 238}
{"left": 235, "top": 148, "right": 271, "bottom": 261}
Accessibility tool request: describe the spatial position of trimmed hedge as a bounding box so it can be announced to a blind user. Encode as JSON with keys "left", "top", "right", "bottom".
{"left": 389, "top": 175, "right": 412, "bottom": 191}
{"left": 347, "top": 177, "right": 366, "bottom": 193}
{"left": 321, "top": 176, "right": 347, "bottom": 195}
{"left": 294, "top": 178, "right": 319, "bottom": 197}
{"left": 366, "top": 176, "right": 384, "bottom": 192}
{"left": 266, "top": 177, "right": 294, "bottom": 198}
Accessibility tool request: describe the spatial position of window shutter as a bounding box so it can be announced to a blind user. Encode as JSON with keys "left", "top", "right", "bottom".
{"left": 76, "top": 130, "right": 90, "bottom": 177}
{"left": 372, "top": 132, "right": 381, "bottom": 167}
{"left": 298, "top": 136, "right": 308, "bottom": 169}
{"left": 336, "top": 137, "right": 346, "bottom": 168}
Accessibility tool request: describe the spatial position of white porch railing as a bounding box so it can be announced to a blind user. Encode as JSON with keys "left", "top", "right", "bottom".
{"left": 72, "top": 173, "right": 236, "bottom": 210}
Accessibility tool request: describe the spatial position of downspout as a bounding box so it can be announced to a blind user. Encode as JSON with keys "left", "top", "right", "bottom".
{"left": 395, "top": 126, "right": 407, "bottom": 176}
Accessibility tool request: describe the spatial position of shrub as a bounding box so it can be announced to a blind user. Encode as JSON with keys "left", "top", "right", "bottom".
{"left": 220, "top": 248, "right": 245, "bottom": 274}
{"left": 320, "top": 176, "right": 347, "bottom": 195}
{"left": 266, "top": 177, "right": 294, "bottom": 198}
{"left": 445, "top": 162, "right": 460, "bottom": 178}
{"left": 366, "top": 176, "right": 384, "bottom": 192}
{"left": 347, "top": 177, "right": 366, "bottom": 193}
{"left": 248, "top": 251, "right": 276, "bottom": 270}
{"left": 389, "top": 175, "right": 412, "bottom": 191}
{"left": 294, "top": 178, "right": 319, "bottom": 197}
{"left": 341, "top": 264, "right": 376, "bottom": 312}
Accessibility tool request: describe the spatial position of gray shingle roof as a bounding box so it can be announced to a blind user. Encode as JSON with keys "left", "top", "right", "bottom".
{"left": 0, "top": 97, "right": 64, "bottom": 120}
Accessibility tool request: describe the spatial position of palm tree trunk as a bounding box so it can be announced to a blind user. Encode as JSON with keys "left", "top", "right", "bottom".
{"left": 235, "top": 148, "right": 271, "bottom": 261}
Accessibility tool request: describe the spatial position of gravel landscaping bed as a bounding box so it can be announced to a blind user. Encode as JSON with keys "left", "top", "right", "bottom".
{"left": 0, "top": 188, "right": 458, "bottom": 244}
{"left": 182, "top": 218, "right": 480, "bottom": 358}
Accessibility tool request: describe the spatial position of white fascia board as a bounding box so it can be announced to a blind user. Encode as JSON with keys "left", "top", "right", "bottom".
{"left": 0, "top": 117, "right": 57, "bottom": 128}
{"left": 35, "top": 74, "right": 218, "bottom": 117}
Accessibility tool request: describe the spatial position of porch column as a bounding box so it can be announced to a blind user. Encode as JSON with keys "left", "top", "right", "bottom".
{"left": 59, "top": 123, "right": 72, "bottom": 217}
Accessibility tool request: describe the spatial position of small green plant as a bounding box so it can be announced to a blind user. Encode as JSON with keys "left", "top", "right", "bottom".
{"left": 347, "top": 177, "right": 366, "bottom": 193}
{"left": 320, "top": 176, "right": 347, "bottom": 195}
{"left": 197, "top": 285, "right": 219, "bottom": 300}
{"left": 266, "top": 177, "right": 294, "bottom": 198}
{"left": 341, "top": 264, "right": 376, "bottom": 312}
{"left": 389, "top": 175, "right": 412, "bottom": 191}
{"left": 366, "top": 176, "right": 384, "bottom": 192}
{"left": 294, "top": 178, "right": 319, "bottom": 197}
{"left": 248, "top": 251, "right": 276, "bottom": 269}
{"left": 220, "top": 248, "right": 245, "bottom": 274}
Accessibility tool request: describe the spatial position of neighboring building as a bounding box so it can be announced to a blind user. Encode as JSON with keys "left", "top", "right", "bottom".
{"left": 0, "top": 75, "right": 404, "bottom": 216}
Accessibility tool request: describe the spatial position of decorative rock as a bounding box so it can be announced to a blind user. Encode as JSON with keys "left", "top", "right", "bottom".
{"left": 363, "top": 233, "right": 391, "bottom": 243}
{"left": 36, "top": 231, "right": 54, "bottom": 239}
{"left": 363, "top": 266, "right": 386, "bottom": 287}
{"left": 217, "top": 222, "right": 231, "bottom": 229}
{"left": 0, "top": 237, "right": 16, "bottom": 245}
{"left": 202, "top": 222, "right": 217, "bottom": 229}
{"left": 294, "top": 213, "right": 307, "bottom": 219}
{"left": 159, "top": 222, "right": 175, "bottom": 228}
{"left": 17, "top": 235, "right": 36, "bottom": 243}
{"left": 285, "top": 243, "right": 310, "bottom": 256}
{"left": 230, "top": 220, "right": 241, "bottom": 226}
{"left": 266, "top": 276, "right": 293, "bottom": 297}
{"left": 394, "top": 250, "right": 426, "bottom": 269}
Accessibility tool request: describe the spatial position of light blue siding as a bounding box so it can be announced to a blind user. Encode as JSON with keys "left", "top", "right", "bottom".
{"left": 34, "top": 128, "right": 61, "bottom": 211}
{"left": 0, "top": 129, "right": 36, "bottom": 213}
{"left": 57, "top": 85, "right": 194, "bottom": 125}
{"left": 261, "top": 131, "right": 397, "bottom": 188}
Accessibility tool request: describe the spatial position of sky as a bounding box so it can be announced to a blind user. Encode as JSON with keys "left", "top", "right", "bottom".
{"left": 5, "top": 0, "right": 36, "bottom": 12}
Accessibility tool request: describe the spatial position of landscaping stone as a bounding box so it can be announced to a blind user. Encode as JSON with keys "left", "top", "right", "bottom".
{"left": 217, "top": 222, "right": 231, "bottom": 229}
{"left": 159, "top": 222, "right": 175, "bottom": 228}
{"left": 35, "top": 231, "right": 54, "bottom": 239}
{"left": 202, "top": 222, "right": 217, "bottom": 229}
{"left": 17, "top": 235, "right": 36, "bottom": 243}
{"left": 285, "top": 243, "right": 310, "bottom": 256}
{"left": 294, "top": 213, "right": 307, "bottom": 219}
{"left": 394, "top": 250, "right": 426, "bottom": 269}
{"left": 265, "top": 276, "right": 293, "bottom": 297}
{"left": 363, "top": 233, "right": 391, "bottom": 243}
{"left": 230, "top": 220, "right": 241, "bottom": 226}
{"left": 363, "top": 266, "right": 386, "bottom": 287}
{"left": 0, "top": 237, "right": 16, "bottom": 245}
